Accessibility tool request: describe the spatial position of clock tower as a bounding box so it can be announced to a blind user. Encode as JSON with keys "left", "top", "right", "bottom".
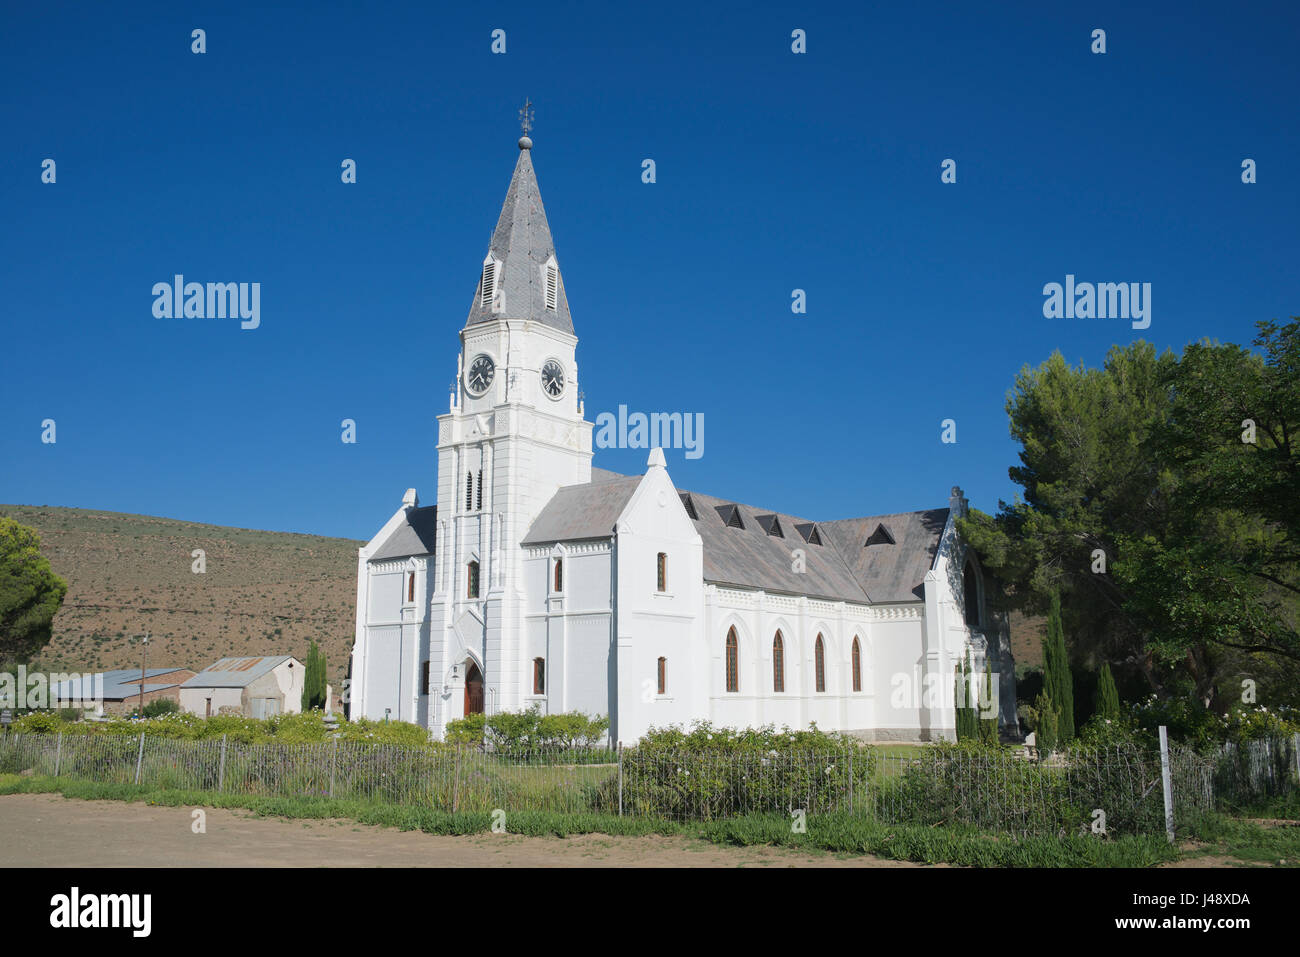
{"left": 428, "top": 126, "right": 594, "bottom": 729}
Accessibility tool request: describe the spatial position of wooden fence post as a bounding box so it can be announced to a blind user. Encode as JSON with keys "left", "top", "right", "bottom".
{"left": 134, "top": 731, "right": 145, "bottom": 786}
{"left": 329, "top": 738, "right": 338, "bottom": 799}
{"left": 54, "top": 731, "right": 63, "bottom": 777}
{"left": 218, "top": 734, "right": 227, "bottom": 792}
{"left": 1158, "top": 725, "right": 1175, "bottom": 845}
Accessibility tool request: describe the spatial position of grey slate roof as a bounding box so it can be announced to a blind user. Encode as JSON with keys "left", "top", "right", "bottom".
{"left": 466, "top": 144, "right": 574, "bottom": 334}
{"left": 521, "top": 476, "right": 642, "bottom": 544}
{"left": 680, "top": 488, "right": 870, "bottom": 603}
{"left": 49, "top": 669, "right": 189, "bottom": 701}
{"left": 370, "top": 505, "right": 438, "bottom": 561}
{"left": 182, "top": 655, "right": 296, "bottom": 689}
{"left": 820, "top": 510, "right": 950, "bottom": 603}
{"left": 520, "top": 468, "right": 951, "bottom": 605}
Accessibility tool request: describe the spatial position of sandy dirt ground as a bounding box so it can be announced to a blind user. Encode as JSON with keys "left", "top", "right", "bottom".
{"left": 0, "top": 793, "right": 931, "bottom": 868}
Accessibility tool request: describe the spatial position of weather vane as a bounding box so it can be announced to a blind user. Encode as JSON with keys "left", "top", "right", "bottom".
{"left": 519, "top": 97, "right": 534, "bottom": 136}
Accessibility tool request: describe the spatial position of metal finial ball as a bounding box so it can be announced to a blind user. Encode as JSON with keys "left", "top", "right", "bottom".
{"left": 518, "top": 135, "right": 533, "bottom": 150}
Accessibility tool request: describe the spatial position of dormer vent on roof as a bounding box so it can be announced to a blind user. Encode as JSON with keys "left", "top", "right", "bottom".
{"left": 795, "top": 522, "right": 823, "bottom": 545}
{"left": 756, "top": 513, "right": 784, "bottom": 538}
{"left": 865, "top": 523, "right": 896, "bottom": 546}
{"left": 715, "top": 504, "right": 745, "bottom": 529}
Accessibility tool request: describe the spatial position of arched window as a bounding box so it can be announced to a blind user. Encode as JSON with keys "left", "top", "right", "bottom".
{"left": 533, "top": 657, "right": 545, "bottom": 695}
{"left": 406, "top": 571, "right": 415, "bottom": 603}
{"left": 725, "top": 627, "right": 739, "bottom": 693}
{"left": 554, "top": 558, "right": 563, "bottom": 593}
{"left": 773, "top": 631, "right": 785, "bottom": 693}
{"left": 851, "top": 636, "right": 862, "bottom": 692}
{"left": 656, "top": 552, "right": 667, "bottom": 592}
{"left": 963, "top": 561, "right": 980, "bottom": 626}
{"left": 466, "top": 560, "right": 480, "bottom": 599}
{"left": 657, "top": 657, "right": 666, "bottom": 695}
{"left": 814, "top": 634, "right": 826, "bottom": 693}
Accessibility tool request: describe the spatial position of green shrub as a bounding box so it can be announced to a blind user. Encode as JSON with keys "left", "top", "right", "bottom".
{"left": 445, "top": 712, "right": 485, "bottom": 746}
{"left": 597, "top": 721, "right": 868, "bottom": 820}
{"left": 141, "top": 698, "right": 179, "bottom": 718}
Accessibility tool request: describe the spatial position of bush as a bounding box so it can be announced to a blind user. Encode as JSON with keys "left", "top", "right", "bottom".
{"left": 444, "top": 709, "right": 609, "bottom": 754}
{"left": 597, "top": 721, "right": 867, "bottom": 820}
{"left": 141, "top": 698, "right": 179, "bottom": 718}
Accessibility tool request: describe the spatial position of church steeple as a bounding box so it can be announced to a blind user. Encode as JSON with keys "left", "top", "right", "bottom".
{"left": 467, "top": 118, "right": 573, "bottom": 334}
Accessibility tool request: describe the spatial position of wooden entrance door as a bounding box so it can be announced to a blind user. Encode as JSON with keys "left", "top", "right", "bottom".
{"left": 464, "top": 662, "right": 484, "bottom": 715}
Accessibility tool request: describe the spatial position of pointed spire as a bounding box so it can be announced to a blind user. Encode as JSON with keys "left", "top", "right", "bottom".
{"left": 467, "top": 123, "right": 573, "bottom": 334}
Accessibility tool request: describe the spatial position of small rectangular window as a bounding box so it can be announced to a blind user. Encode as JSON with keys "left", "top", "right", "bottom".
{"left": 467, "top": 561, "right": 480, "bottom": 599}
{"left": 657, "top": 657, "right": 666, "bottom": 695}
{"left": 421, "top": 660, "right": 430, "bottom": 696}
{"left": 656, "top": 552, "right": 667, "bottom": 592}
{"left": 533, "top": 657, "right": 545, "bottom": 695}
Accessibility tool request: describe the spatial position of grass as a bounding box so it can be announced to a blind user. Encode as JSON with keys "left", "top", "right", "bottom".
{"left": 1182, "top": 812, "right": 1300, "bottom": 866}
{"left": 0, "top": 773, "right": 1188, "bottom": 867}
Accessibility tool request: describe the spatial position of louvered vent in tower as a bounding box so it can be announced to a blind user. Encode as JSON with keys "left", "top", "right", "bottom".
{"left": 480, "top": 259, "right": 498, "bottom": 309}
{"left": 545, "top": 264, "right": 558, "bottom": 310}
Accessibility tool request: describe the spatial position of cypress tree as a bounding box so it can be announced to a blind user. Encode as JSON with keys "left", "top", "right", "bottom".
{"left": 302, "top": 639, "right": 327, "bottom": 711}
{"left": 978, "top": 658, "right": 999, "bottom": 745}
{"left": 1042, "top": 593, "right": 1075, "bottom": 742}
{"left": 1035, "top": 691, "right": 1058, "bottom": 754}
{"left": 1096, "top": 661, "right": 1120, "bottom": 719}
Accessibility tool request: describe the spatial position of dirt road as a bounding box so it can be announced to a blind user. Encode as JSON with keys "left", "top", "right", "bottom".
{"left": 0, "top": 793, "right": 926, "bottom": 868}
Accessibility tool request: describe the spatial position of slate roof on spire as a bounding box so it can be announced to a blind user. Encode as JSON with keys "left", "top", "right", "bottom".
{"left": 467, "top": 143, "right": 574, "bottom": 334}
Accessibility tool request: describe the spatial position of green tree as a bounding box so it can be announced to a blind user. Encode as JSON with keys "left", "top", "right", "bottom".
{"left": 301, "top": 639, "right": 327, "bottom": 711}
{"left": 957, "top": 342, "right": 1175, "bottom": 689}
{"left": 1096, "top": 662, "right": 1121, "bottom": 719}
{"left": 978, "top": 659, "right": 999, "bottom": 745}
{"left": 954, "top": 652, "right": 979, "bottom": 742}
{"left": 0, "top": 518, "right": 68, "bottom": 664}
{"left": 958, "top": 325, "right": 1300, "bottom": 706}
{"left": 1035, "top": 691, "right": 1059, "bottom": 754}
{"left": 1042, "top": 593, "right": 1075, "bottom": 742}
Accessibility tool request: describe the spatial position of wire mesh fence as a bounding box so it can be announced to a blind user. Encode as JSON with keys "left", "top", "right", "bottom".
{"left": 1, "top": 730, "right": 1293, "bottom": 837}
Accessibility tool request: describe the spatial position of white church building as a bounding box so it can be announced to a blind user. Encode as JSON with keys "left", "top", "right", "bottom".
{"left": 349, "top": 131, "right": 1017, "bottom": 744}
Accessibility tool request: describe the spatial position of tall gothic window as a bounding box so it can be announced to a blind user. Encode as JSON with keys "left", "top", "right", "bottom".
{"left": 814, "top": 634, "right": 826, "bottom": 693}
{"left": 963, "top": 561, "right": 980, "bottom": 626}
{"left": 657, "top": 657, "right": 666, "bottom": 695}
{"left": 773, "top": 631, "right": 785, "bottom": 693}
{"left": 725, "top": 627, "right": 739, "bottom": 693}
{"left": 467, "top": 560, "right": 480, "bottom": 599}
{"left": 406, "top": 572, "right": 415, "bottom": 603}
{"left": 852, "top": 637, "right": 862, "bottom": 692}
{"left": 421, "top": 660, "right": 430, "bottom": 696}
{"left": 533, "top": 658, "right": 545, "bottom": 695}
{"left": 553, "top": 558, "right": 563, "bottom": 593}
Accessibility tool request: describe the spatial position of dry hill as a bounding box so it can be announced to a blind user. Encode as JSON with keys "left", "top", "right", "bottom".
{"left": 3, "top": 505, "right": 360, "bottom": 687}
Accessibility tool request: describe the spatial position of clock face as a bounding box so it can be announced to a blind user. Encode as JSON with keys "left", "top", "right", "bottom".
{"left": 466, "top": 354, "right": 495, "bottom": 396}
{"left": 541, "top": 359, "right": 565, "bottom": 399}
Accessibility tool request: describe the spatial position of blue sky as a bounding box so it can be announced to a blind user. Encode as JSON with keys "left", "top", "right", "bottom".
{"left": 3, "top": 0, "right": 1297, "bottom": 540}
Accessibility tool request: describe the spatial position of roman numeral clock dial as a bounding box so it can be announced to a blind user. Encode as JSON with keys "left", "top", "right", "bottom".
{"left": 466, "top": 354, "right": 495, "bottom": 397}
{"left": 541, "top": 359, "right": 565, "bottom": 399}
